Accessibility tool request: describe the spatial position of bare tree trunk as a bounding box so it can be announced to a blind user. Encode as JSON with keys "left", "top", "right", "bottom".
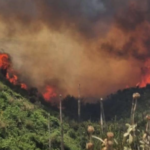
{"left": 131, "top": 99, "right": 135, "bottom": 125}
{"left": 59, "top": 94, "right": 64, "bottom": 150}
{"left": 78, "top": 84, "right": 81, "bottom": 150}
{"left": 48, "top": 113, "right": 51, "bottom": 150}
{"left": 100, "top": 98, "right": 105, "bottom": 133}
{"left": 145, "top": 121, "right": 150, "bottom": 150}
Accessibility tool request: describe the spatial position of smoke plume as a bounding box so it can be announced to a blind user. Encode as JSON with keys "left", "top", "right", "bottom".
{"left": 0, "top": 0, "right": 149, "bottom": 100}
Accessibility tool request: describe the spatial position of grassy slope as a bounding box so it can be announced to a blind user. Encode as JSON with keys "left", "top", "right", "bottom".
{"left": 1, "top": 76, "right": 150, "bottom": 150}
{"left": 0, "top": 81, "right": 79, "bottom": 150}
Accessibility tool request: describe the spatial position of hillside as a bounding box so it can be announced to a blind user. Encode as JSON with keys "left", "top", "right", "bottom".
{"left": 1, "top": 74, "right": 150, "bottom": 150}
{"left": 0, "top": 80, "right": 81, "bottom": 150}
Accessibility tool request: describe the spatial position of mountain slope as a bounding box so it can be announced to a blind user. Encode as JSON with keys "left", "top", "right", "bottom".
{"left": 0, "top": 81, "right": 79, "bottom": 150}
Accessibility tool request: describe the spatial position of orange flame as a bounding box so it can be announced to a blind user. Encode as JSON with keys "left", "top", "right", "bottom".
{"left": 43, "top": 86, "right": 57, "bottom": 102}
{"left": 0, "top": 53, "right": 28, "bottom": 90}
{"left": 6, "top": 73, "right": 18, "bottom": 85}
{"left": 0, "top": 53, "right": 10, "bottom": 69}
{"left": 0, "top": 53, "right": 57, "bottom": 101}
{"left": 21, "top": 83, "right": 28, "bottom": 90}
{"left": 138, "top": 59, "right": 150, "bottom": 87}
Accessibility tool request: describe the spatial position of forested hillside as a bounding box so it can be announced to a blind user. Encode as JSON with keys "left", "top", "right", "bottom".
{"left": 63, "top": 86, "right": 150, "bottom": 121}
{"left": 1, "top": 72, "right": 150, "bottom": 150}
{"left": 0, "top": 79, "right": 82, "bottom": 150}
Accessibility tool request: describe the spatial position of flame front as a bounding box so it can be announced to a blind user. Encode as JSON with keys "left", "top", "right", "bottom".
{"left": 0, "top": 53, "right": 28, "bottom": 90}
{"left": 6, "top": 73, "right": 18, "bottom": 85}
{"left": 0, "top": 53, "right": 56, "bottom": 101}
{"left": 0, "top": 53, "right": 10, "bottom": 70}
{"left": 21, "top": 83, "right": 28, "bottom": 90}
{"left": 138, "top": 59, "right": 150, "bottom": 87}
{"left": 43, "top": 86, "right": 57, "bottom": 102}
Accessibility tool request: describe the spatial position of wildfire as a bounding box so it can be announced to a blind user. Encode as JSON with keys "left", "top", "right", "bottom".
{"left": 138, "top": 60, "right": 150, "bottom": 87}
{"left": 6, "top": 73, "right": 18, "bottom": 85}
{"left": 43, "top": 86, "right": 57, "bottom": 102}
{"left": 6, "top": 72, "right": 28, "bottom": 89}
{"left": 0, "top": 53, "right": 10, "bottom": 69}
{"left": 21, "top": 83, "right": 28, "bottom": 90}
{"left": 0, "top": 53, "right": 57, "bottom": 101}
{"left": 0, "top": 53, "right": 28, "bottom": 90}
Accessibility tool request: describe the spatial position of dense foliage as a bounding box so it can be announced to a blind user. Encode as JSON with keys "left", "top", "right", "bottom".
{"left": 0, "top": 81, "right": 80, "bottom": 150}
{"left": 63, "top": 86, "right": 150, "bottom": 121}
{"left": 1, "top": 73, "right": 150, "bottom": 149}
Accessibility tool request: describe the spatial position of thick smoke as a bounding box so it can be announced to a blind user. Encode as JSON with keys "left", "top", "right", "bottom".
{"left": 0, "top": 0, "right": 149, "bottom": 99}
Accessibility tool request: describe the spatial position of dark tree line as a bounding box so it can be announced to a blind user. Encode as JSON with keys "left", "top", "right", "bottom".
{"left": 62, "top": 85, "right": 150, "bottom": 121}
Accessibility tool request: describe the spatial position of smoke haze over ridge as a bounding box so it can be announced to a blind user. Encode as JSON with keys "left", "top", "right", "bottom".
{"left": 0, "top": 0, "right": 149, "bottom": 99}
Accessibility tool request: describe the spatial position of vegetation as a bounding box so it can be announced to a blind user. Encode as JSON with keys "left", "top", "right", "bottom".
{"left": 1, "top": 73, "right": 150, "bottom": 149}
{"left": 0, "top": 81, "right": 80, "bottom": 150}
